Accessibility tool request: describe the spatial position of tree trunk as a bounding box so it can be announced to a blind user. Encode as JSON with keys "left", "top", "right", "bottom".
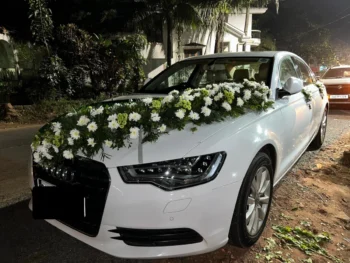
{"left": 214, "top": 13, "right": 225, "bottom": 53}
{"left": 0, "top": 103, "right": 19, "bottom": 121}
{"left": 166, "top": 17, "right": 173, "bottom": 67}
{"left": 243, "top": 4, "right": 250, "bottom": 52}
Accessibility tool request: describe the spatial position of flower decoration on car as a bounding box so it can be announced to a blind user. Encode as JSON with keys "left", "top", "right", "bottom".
{"left": 302, "top": 88, "right": 313, "bottom": 102}
{"left": 31, "top": 80, "right": 274, "bottom": 166}
{"left": 315, "top": 81, "right": 326, "bottom": 98}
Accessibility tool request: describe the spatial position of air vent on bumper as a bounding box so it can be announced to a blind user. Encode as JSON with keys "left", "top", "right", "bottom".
{"left": 109, "top": 227, "right": 203, "bottom": 247}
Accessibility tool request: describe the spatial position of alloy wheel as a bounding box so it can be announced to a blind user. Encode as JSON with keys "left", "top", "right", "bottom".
{"left": 246, "top": 166, "right": 271, "bottom": 236}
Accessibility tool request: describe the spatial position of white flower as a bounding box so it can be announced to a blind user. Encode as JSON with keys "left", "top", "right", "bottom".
{"left": 87, "top": 122, "right": 98, "bottom": 132}
{"left": 175, "top": 109, "right": 185, "bottom": 119}
{"left": 189, "top": 111, "right": 200, "bottom": 120}
{"left": 30, "top": 143, "right": 35, "bottom": 151}
{"left": 108, "top": 120, "right": 119, "bottom": 130}
{"left": 170, "top": 90, "right": 179, "bottom": 95}
{"left": 42, "top": 151, "right": 53, "bottom": 160}
{"left": 142, "top": 97, "right": 153, "bottom": 105}
{"left": 225, "top": 85, "right": 234, "bottom": 93}
{"left": 129, "top": 112, "right": 141, "bottom": 122}
{"left": 214, "top": 92, "right": 224, "bottom": 101}
{"left": 51, "top": 122, "right": 62, "bottom": 136}
{"left": 77, "top": 115, "right": 90, "bottom": 126}
{"left": 201, "top": 106, "right": 211, "bottom": 117}
{"left": 66, "top": 112, "right": 75, "bottom": 117}
{"left": 33, "top": 152, "right": 41, "bottom": 163}
{"left": 87, "top": 138, "right": 96, "bottom": 147}
{"left": 130, "top": 127, "right": 140, "bottom": 139}
{"left": 42, "top": 140, "right": 51, "bottom": 148}
{"left": 182, "top": 94, "right": 194, "bottom": 101}
{"left": 158, "top": 124, "right": 167, "bottom": 133}
{"left": 206, "top": 84, "right": 213, "bottom": 89}
{"left": 107, "top": 114, "right": 117, "bottom": 122}
{"left": 233, "top": 87, "right": 241, "bottom": 93}
{"left": 90, "top": 106, "right": 104, "bottom": 116}
{"left": 52, "top": 145, "right": 59, "bottom": 153}
{"left": 204, "top": 97, "right": 213, "bottom": 106}
{"left": 222, "top": 101, "right": 232, "bottom": 111}
{"left": 193, "top": 92, "right": 201, "bottom": 98}
{"left": 113, "top": 103, "right": 122, "bottom": 109}
{"left": 63, "top": 150, "right": 74, "bottom": 160}
{"left": 254, "top": 90, "right": 262, "bottom": 97}
{"left": 237, "top": 97, "right": 244, "bottom": 107}
{"left": 104, "top": 140, "right": 113, "bottom": 148}
{"left": 70, "top": 129, "right": 80, "bottom": 140}
{"left": 162, "top": 95, "right": 174, "bottom": 104}
{"left": 128, "top": 102, "right": 137, "bottom": 107}
{"left": 68, "top": 138, "right": 74, "bottom": 145}
{"left": 243, "top": 90, "right": 252, "bottom": 101}
{"left": 151, "top": 112, "right": 161, "bottom": 122}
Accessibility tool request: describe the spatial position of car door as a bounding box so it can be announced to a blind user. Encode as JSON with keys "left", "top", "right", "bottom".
{"left": 292, "top": 57, "right": 322, "bottom": 136}
{"left": 275, "top": 56, "right": 313, "bottom": 179}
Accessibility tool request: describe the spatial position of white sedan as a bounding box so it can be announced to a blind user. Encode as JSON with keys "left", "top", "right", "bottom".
{"left": 29, "top": 51, "right": 328, "bottom": 259}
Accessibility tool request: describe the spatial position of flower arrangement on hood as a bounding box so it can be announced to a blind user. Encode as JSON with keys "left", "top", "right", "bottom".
{"left": 31, "top": 80, "right": 274, "bottom": 166}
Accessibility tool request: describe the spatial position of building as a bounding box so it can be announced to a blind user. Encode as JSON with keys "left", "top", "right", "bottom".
{"left": 142, "top": 7, "right": 268, "bottom": 78}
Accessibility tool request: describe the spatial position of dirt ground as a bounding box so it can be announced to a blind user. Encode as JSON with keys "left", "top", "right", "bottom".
{"left": 153, "top": 132, "right": 350, "bottom": 263}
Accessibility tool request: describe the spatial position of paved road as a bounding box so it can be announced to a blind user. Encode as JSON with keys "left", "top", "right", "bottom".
{"left": 0, "top": 126, "right": 40, "bottom": 208}
{"left": 0, "top": 111, "right": 349, "bottom": 263}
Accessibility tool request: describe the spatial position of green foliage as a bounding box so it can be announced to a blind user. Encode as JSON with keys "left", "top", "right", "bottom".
{"left": 31, "top": 81, "right": 273, "bottom": 165}
{"left": 27, "top": 0, "right": 53, "bottom": 48}
{"left": 272, "top": 225, "right": 343, "bottom": 263}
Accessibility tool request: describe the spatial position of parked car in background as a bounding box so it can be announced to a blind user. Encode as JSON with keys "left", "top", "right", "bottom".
{"left": 29, "top": 51, "right": 328, "bottom": 259}
{"left": 321, "top": 65, "right": 350, "bottom": 110}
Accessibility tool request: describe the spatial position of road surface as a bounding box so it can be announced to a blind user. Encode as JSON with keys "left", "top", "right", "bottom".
{"left": 0, "top": 111, "right": 349, "bottom": 262}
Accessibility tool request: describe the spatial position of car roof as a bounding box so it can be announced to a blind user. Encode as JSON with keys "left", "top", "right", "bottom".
{"left": 330, "top": 65, "right": 350, "bottom": 69}
{"left": 184, "top": 51, "right": 292, "bottom": 61}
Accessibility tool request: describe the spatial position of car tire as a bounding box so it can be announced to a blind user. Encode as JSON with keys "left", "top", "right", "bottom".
{"left": 228, "top": 152, "right": 273, "bottom": 247}
{"left": 308, "top": 108, "right": 328, "bottom": 151}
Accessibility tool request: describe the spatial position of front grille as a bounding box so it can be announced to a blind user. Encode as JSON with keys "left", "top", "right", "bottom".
{"left": 109, "top": 227, "right": 203, "bottom": 247}
{"left": 33, "top": 157, "right": 110, "bottom": 237}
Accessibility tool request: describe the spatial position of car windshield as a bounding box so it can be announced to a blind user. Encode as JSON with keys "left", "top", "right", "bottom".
{"left": 140, "top": 57, "right": 273, "bottom": 94}
{"left": 322, "top": 68, "right": 350, "bottom": 79}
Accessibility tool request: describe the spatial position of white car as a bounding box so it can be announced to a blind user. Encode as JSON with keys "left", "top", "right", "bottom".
{"left": 29, "top": 51, "right": 328, "bottom": 259}
{"left": 320, "top": 65, "right": 350, "bottom": 110}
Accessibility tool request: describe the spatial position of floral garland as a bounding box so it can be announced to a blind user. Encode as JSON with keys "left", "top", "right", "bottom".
{"left": 31, "top": 80, "right": 274, "bottom": 166}
{"left": 302, "top": 88, "right": 313, "bottom": 102}
{"left": 315, "top": 81, "right": 326, "bottom": 98}
{"left": 302, "top": 81, "right": 326, "bottom": 102}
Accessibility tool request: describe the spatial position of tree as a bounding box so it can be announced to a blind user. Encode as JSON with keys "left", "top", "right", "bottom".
{"left": 257, "top": 0, "right": 336, "bottom": 65}
{"left": 132, "top": 0, "right": 202, "bottom": 67}
{"left": 199, "top": 0, "right": 277, "bottom": 53}
{"left": 27, "top": 0, "right": 53, "bottom": 53}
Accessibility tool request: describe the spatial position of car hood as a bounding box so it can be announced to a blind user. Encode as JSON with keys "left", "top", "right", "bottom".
{"left": 320, "top": 78, "right": 350, "bottom": 85}
{"left": 88, "top": 94, "right": 257, "bottom": 168}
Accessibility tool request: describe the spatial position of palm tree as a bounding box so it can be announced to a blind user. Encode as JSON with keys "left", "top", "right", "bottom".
{"left": 132, "top": 0, "right": 202, "bottom": 67}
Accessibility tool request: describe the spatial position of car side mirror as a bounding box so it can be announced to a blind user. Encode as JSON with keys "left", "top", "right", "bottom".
{"left": 283, "top": 77, "right": 303, "bottom": 95}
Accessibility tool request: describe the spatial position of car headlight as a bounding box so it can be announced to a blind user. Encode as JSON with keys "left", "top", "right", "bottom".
{"left": 118, "top": 152, "right": 226, "bottom": 191}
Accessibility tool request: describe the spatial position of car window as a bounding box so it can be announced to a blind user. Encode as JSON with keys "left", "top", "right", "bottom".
{"left": 323, "top": 68, "right": 350, "bottom": 79}
{"left": 159, "top": 64, "right": 196, "bottom": 89}
{"left": 142, "top": 57, "right": 273, "bottom": 93}
{"left": 279, "top": 58, "right": 298, "bottom": 87}
{"left": 292, "top": 58, "right": 314, "bottom": 86}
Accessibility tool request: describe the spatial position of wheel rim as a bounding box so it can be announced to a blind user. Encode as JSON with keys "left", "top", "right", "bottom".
{"left": 320, "top": 111, "right": 327, "bottom": 143}
{"left": 246, "top": 166, "right": 271, "bottom": 236}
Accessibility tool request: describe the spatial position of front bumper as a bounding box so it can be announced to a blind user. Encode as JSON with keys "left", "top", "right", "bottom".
{"left": 29, "top": 166, "right": 242, "bottom": 259}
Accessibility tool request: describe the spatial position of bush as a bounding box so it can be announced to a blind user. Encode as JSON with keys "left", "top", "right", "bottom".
{"left": 13, "top": 97, "right": 107, "bottom": 123}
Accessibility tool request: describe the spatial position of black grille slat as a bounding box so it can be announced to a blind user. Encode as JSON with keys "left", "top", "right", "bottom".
{"left": 109, "top": 228, "right": 203, "bottom": 247}
{"left": 33, "top": 157, "right": 110, "bottom": 237}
